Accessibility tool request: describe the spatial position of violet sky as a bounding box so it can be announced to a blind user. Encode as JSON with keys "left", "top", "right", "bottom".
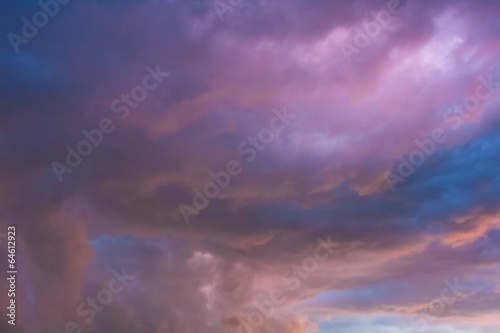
{"left": 1, "top": 0, "right": 500, "bottom": 332}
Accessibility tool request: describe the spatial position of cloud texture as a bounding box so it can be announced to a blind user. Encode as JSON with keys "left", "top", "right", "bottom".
{"left": 1, "top": 0, "right": 500, "bottom": 332}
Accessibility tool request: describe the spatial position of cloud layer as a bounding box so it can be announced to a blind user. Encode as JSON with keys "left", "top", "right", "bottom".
{"left": 1, "top": 0, "right": 500, "bottom": 332}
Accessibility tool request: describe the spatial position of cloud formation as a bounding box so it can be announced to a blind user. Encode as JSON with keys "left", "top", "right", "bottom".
{"left": 1, "top": 0, "right": 500, "bottom": 332}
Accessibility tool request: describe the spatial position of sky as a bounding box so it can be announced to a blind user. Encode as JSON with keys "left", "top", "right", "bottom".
{"left": 1, "top": 0, "right": 500, "bottom": 332}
